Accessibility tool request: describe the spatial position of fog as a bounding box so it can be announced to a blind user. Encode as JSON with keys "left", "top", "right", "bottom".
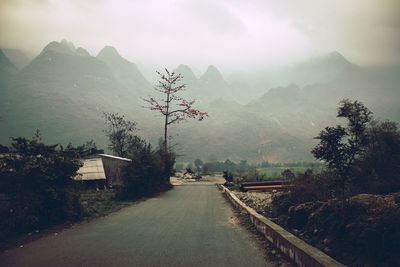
{"left": 1, "top": 0, "right": 400, "bottom": 73}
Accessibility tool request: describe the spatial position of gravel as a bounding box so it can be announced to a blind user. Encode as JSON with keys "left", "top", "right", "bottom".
{"left": 233, "top": 191, "right": 277, "bottom": 218}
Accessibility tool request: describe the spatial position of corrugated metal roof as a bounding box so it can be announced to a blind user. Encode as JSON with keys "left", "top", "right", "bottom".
{"left": 97, "top": 154, "right": 132, "bottom": 162}
{"left": 74, "top": 158, "right": 106, "bottom": 180}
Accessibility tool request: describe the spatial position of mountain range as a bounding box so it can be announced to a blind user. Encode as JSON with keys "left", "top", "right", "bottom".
{"left": 1, "top": 39, "right": 399, "bottom": 163}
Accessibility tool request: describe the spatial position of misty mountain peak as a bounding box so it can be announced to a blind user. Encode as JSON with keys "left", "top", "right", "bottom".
{"left": 175, "top": 64, "right": 197, "bottom": 82}
{"left": 2, "top": 48, "right": 34, "bottom": 69}
{"left": 41, "top": 39, "right": 88, "bottom": 57}
{"left": 324, "top": 51, "right": 352, "bottom": 65}
{"left": 61, "top": 39, "right": 76, "bottom": 51}
{"left": 0, "top": 49, "right": 18, "bottom": 73}
{"left": 97, "top": 46, "right": 123, "bottom": 61}
{"left": 176, "top": 64, "right": 194, "bottom": 74}
{"left": 200, "top": 65, "right": 225, "bottom": 83}
{"left": 43, "top": 41, "right": 74, "bottom": 55}
{"left": 95, "top": 45, "right": 151, "bottom": 91}
{"left": 204, "top": 65, "right": 221, "bottom": 75}
{"left": 76, "top": 47, "right": 90, "bottom": 57}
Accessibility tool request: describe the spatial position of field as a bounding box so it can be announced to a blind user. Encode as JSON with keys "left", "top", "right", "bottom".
{"left": 256, "top": 166, "right": 324, "bottom": 179}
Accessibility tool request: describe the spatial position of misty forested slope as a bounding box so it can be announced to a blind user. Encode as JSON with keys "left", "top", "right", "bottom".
{"left": 2, "top": 49, "right": 34, "bottom": 70}
{"left": 1, "top": 40, "right": 399, "bottom": 162}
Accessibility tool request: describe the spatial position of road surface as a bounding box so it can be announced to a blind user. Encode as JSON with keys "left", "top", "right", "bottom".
{"left": 1, "top": 181, "right": 270, "bottom": 266}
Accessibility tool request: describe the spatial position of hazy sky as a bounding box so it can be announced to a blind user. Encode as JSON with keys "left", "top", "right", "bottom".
{"left": 1, "top": 0, "right": 399, "bottom": 72}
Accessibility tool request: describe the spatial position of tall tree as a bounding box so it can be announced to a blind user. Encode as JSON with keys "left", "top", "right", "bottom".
{"left": 102, "top": 112, "right": 142, "bottom": 157}
{"left": 312, "top": 99, "right": 372, "bottom": 197}
{"left": 144, "top": 68, "right": 208, "bottom": 153}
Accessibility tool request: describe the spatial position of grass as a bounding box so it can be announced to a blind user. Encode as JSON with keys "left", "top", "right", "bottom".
{"left": 0, "top": 189, "right": 138, "bottom": 252}
{"left": 79, "top": 189, "right": 138, "bottom": 218}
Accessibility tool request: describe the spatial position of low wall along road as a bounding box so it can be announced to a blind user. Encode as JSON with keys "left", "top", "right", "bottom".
{"left": 218, "top": 184, "right": 345, "bottom": 267}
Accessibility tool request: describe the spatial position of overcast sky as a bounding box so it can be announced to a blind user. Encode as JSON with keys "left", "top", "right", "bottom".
{"left": 1, "top": 0, "right": 399, "bottom": 72}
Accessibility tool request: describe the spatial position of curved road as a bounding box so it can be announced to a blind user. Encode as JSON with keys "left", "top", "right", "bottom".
{"left": 1, "top": 182, "right": 270, "bottom": 267}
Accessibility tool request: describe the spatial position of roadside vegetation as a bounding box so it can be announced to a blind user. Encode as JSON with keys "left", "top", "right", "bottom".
{"left": 80, "top": 189, "right": 138, "bottom": 218}
{"left": 0, "top": 133, "right": 85, "bottom": 249}
{"left": 224, "top": 100, "right": 400, "bottom": 266}
{"left": 0, "top": 128, "right": 175, "bottom": 251}
{"left": 0, "top": 69, "right": 208, "bottom": 250}
{"left": 178, "top": 158, "right": 323, "bottom": 180}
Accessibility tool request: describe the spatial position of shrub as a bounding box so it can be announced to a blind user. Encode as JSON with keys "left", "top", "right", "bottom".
{"left": 222, "top": 170, "right": 234, "bottom": 183}
{"left": 0, "top": 136, "right": 83, "bottom": 239}
{"left": 117, "top": 144, "right": 174, "bottom": 200}
{"left": 271, "top": 170, "right": 336, "bottom": 218}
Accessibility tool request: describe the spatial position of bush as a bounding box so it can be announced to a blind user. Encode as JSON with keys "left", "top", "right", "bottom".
{"left": 0, "top": 136, "right": 83, "bottom": 239}
{"left": 271, "top": 170, "right": 336, "bottom": 218}
{"left": 236, "top": 169, "right": 265, "bottom": 183}
{"left": 222, "top": 170, "right": 234, "bottom": 183}
{"left": 303, "top": 193, "right": 400, "bottom": 266}
{"left": 351, "top": 120, "right": 400, "bottom": 194}
{"left": 117, "top": 144, "right": 174, "bottom": 200}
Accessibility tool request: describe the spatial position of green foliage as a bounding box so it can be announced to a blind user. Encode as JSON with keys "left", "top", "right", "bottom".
{"left": 236, "top": 169, "right": 265, "bottom": 183}
{"left": 281, "top": 169, "right": 295, "bottom": 183}
{"left": 0, "top": 144, "right": 9, "bottom": 153}
{"left": 117, "top": 144, "right": 175, "bottom": 200}
{"left": 222, "top": 170, "right": 234, "bottom": 183}
{"left": 304, "top": 194, "right": 400, "bottom": 266}
{"left": 273, "top": 100, "right": 400, "bottom": 218}
{"left": 312, "top": 99, "right": 374, "bottom": 197}
{"left": 272, "top": 170, "right": 336, "bottom": 216}
{"left": 0, "top": 135, "right": 83, "bottom": 239}
{"left": 312, "top": 99, "right": 400, "bottom": 196}
{"left": 352, "top": 120, "right": 400, "bottom": 194}
{"left": 312, "top": 99, "right": 372, "bottom": 174}
{"left": 271, "top": 100, "right": 400, "bottom": 265}
{"left": 80, "top": 189, "right": 136, "bottom": 218}
{"left": 71, "top": 140, "right": 104, "bottom": 157}
{"left": 202, "top": 164, "right": 210, "bottom": 175}
{"left": 102, "top": 112, "right": 143, "bottom": 158}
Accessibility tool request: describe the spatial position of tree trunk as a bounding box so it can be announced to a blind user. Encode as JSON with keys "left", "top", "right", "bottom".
{"left": 164, "top": 114, "right": 168, "bottom": 153}
{"left": 164, "top": 90, "right": 171, "bottom": 153}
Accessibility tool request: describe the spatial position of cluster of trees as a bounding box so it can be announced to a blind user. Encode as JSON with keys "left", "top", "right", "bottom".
{"left": 270, "top": 100, "right": 400, "bottom": 266}
{"left": 117, "top": 142, "right": 175, "bottom": 200}
{"left": 102, "top": 111, "right": 175, "bottom": 201}
{"left": 273, "top": 99, "right": 400, "bottom": 207}
{"left": 180, "top": 158, "right": 323, "bottom": 174}
{"left": 0, "top": 133, "right": 91, "bottom": 240}
{"left": 311, "top": 99, "right": 400, "bottom": 196}
{"left": 179, "top": 159, "right": 256, "bottom": 174}
{"left": 196, "top": 159, "right": 253, "bottom": 173}
{"left": 0, "top": 68, "right": 206, "bottom": 242}
{"left": 258, "top": 161, "right": 324, "bottom": 168}
{"left": 104, "top": 68, "right": 206, "bottom": 200}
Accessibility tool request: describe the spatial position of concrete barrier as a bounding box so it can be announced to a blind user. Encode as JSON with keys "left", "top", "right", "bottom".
{"left": 218, "top": 184, "right": 345, "bottom": 267}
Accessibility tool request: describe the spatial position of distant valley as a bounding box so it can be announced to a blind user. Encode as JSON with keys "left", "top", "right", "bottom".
{"left": 1, "top": 39, "right": 399, "bottom": 163}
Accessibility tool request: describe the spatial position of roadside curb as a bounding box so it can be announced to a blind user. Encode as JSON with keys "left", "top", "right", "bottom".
{"left": 217, "top": 184, "right": 345, "bottom": 267}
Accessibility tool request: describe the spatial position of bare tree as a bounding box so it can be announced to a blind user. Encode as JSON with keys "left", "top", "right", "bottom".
{"left": 144, "top": 68, "right": 208, "bottom": 152}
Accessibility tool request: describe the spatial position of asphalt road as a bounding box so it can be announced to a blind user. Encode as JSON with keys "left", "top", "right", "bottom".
{"left": 1, "top": 182, "right": 270, "bottom": 267}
